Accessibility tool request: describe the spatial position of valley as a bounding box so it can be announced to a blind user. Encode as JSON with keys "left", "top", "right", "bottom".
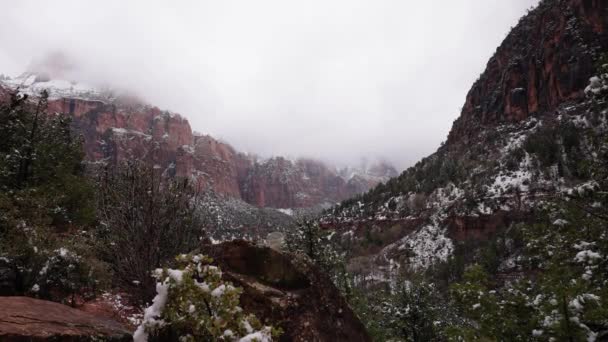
{"left": 1, "top": 0, "right": 608, "bottom": 341}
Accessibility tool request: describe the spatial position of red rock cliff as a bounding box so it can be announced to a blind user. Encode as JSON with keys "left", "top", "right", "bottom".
{"left": 0, "top": 82, "right": 394, "bottom": 208}
{"left": 448, "top": 0, "right": 608, "bottom": 143}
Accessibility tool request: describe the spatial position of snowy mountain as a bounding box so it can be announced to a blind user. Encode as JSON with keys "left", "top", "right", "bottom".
{"left": 321, "top": 0, "right": 608, "bottom": 285}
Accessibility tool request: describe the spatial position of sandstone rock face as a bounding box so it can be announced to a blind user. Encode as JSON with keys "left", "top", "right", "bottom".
{"left": 1, "top": 79, "right": 396, "bottom": 209}
{"left": 241, "top": 157, "right": 398, "bottom": 208}
{"left": 449, "top": 0, "right": 608, "bottom": 143}
{"left": 190, "top": 134, "right": 249, "bottom": 198}
{"left": 0, "top": 296, "right": 131, "bottom": 341}
{"left": 205, "top": 240, "right": 371, "bottom": 342}
{"left": 46, "top": 98, "right": 194, "bottom": 176}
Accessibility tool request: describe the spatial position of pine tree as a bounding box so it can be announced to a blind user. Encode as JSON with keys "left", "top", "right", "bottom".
{"left": 285, "top": 220, "right": 350, "bottom": 293}
{"left": 380, "top": 279, "right": 441, "bottom": 341}
{"left": 0, "top": 90, "right": 100, "bottom": 303}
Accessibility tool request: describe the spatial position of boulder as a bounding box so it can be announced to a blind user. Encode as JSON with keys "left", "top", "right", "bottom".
{"left": 205, "top": 240, "right": 371, "bottom": 342}
{"left": 0, "top": 296, "right": 132, "bottom": 341}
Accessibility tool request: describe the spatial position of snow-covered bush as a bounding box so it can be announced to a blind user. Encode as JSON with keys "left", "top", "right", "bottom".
{"left": 134, "top": 253, "right": 280, "bottom": 342}
{"left": 33, "top": 247, "right": 102, "bottom": 305}
{"left": 585, "top": 71, "right": 608, "bottom": 98}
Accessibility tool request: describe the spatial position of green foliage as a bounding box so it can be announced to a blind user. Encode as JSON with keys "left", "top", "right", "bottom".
{"left": 447, "top": 186, "right": 608, "bottom": 341}
{"left": 135, "top": 253, "right": 281, "bottom": 342}
{"left": 523, "top": 125, "right": 560, "bottom": 167}
{"left": 349, "top": 273, "right": 463, "bottom": 342}
{"left": 33, "top": 246, "right": 104, "bottom": 306}
{"left": 0, "top": 90, "right": 102, "bottom": 304}
{"left": 380, "top": 279, "right": 442, "bottom": 341}
{"left": 286, "top": 220, "right": 358, "bottom": 300}
{"left": 348, "top": 287, "right": 393, "bottom": 341}
{"left": 0, "top": 91, "right": 96, "bottom": 227}
{"left": 448, "top": 265, "right": 540, "bottom": 341}
{"left": 286, "top": 220, "right": 342, "bottom": 271}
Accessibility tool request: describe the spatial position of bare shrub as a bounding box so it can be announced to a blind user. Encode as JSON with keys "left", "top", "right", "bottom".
{"left": 95, "top": 161, "right": 204, "bottom": 300}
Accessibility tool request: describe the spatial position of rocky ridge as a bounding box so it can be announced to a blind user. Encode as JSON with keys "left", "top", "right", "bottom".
{"left": 322, "top": 0, "right": 608, "bottom": 285}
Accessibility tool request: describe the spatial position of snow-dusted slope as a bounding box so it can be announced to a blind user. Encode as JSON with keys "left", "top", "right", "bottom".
{"left": 320, "top": 0, "right": 608, "bottom": 287}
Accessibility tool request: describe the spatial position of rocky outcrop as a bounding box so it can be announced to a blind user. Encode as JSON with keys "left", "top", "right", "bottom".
{"left": 446, "top": 211, "right": 531, "bottom": 241}
{"left": 0, "top": 296, "right": 131, "bottom": 341}
{"left": 449, "top": 0, "right": 608, "bottom": 143}
{"left": 205, "top": 240, "right": 371, "bottom": 342}
{"left": 46, "top": 98, "right": 194, "bottom": 175}
{"left": 190, "top": 134, "right": 250, "bottom": 198}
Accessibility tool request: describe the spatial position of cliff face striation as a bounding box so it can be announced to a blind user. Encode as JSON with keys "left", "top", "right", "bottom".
{"left": 449, "top": 0, "right": 608, "bottom": 143}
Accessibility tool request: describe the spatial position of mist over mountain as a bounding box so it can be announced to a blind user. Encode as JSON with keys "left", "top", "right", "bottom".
{"left": 0, "top": 0, "right": 539, "bottom": 169}
{"left": 4, "top": 1, "right": 608, "bottom": 341}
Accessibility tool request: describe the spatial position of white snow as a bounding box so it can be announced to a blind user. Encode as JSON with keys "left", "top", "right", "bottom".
{"left": 573, "top": 241, "right": 595, "bottom": 250}
{"left": 0, "top": 74, "right": 115, "bottom": 102}
{"left": 569, "top": 294, "right": 600, "bottom": 312}
{"left": 277, "top": 208, "right": 294, "bottom": 216}
{"left": 584, "top": 75, "right": 607, "bottom": 96}
{"left": 238, "top": 328, "right": 273, "bottom": 342}
{"left": 489, "top": 169, "right": 531, "bottom": 195}
{"left": 133, "top": 281, "right": 170, "bottom": 342}
{"left": 211, "top": 284, "right": 234, "bottom": 297}
{"left": 574, "top": 250, "right": 602, "bottom": 264}
{"left": 395, "top": 218, "right": 453, "bottom": 270}
{"left": 166, "top": 269, "right": 185, "bottom": 283}
{"left": 532, "top": 329, "right": 543, "bottom": 337}
{"left": 111, "top": 127, "right": 151, "bottom": 138}
{"left": 553, "top": 219, "right": 569, "bottom": 226}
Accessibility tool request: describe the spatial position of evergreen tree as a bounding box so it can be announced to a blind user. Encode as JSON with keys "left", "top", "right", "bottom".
{"left": 0, "top": 90, "right": 100, "bottom": 304}
{"left": 379, "top": 279, "right": 441, "bottom": 341}
{"left": 285, "top": 220, "right": 351, "bottom": 295}
{"left": 447, "top": 185, "right": 608, "bottom": 341}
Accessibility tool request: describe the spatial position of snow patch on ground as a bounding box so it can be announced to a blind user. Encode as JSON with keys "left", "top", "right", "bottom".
{"left": 398, "top": 222, "right": 453, "bottom": 269}
{"left": 277, "top": 208, "right": 294, "bottom": 216}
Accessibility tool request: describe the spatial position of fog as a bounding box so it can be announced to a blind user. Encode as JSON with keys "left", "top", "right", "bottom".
{"left": 0, "top": 0, "right": 539, "bottom": 170}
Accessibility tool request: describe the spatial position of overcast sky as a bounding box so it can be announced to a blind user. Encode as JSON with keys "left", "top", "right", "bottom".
{"left": 0, "top": 0, "right": 539, "bottom": 169}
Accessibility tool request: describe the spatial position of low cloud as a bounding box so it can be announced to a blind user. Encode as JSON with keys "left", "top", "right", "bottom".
{"left": 0, "top": 0, "right": 539, "bottom": 169}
